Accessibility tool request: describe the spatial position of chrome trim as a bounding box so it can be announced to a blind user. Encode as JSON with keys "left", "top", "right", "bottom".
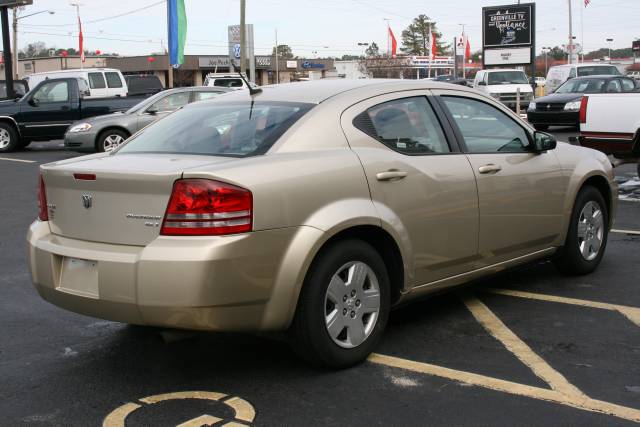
{"left": 164, "top": 218, "right": 250, "bottom": 228}
{"left": 165, "top": 210, "right": 251, "bottom": 220}
{"left": 24, "top": 123, "right": 72, "bottom": 128}
{"left": 0, "top": 116, "right": 21, "bottom": 136}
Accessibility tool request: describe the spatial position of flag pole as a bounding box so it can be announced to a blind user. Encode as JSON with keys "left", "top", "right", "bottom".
{"left": 384, "top": 18, "right": 390, "bottom": 57}
{"left": 580, "top": 0, "right": 584, "bottom": 62}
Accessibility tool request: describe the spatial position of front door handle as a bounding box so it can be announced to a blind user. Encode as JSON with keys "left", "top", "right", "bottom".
{"left": 60, "top": 106, "right": 70, "bottom": 111}
{"left": 478, "top": 164, "right": 502, "bottom": 174}
{"left": 376, "top": 170, "right": 407, "bottom": 181}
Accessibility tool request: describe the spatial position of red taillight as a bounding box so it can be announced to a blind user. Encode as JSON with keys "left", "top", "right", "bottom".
{"left": 38, "top": 172, "right": 48, "bottom": 221}
{"left": 160, "top": 179, "right": 252, "bottom": 236}
{"left": 579, "top": 96, "right": 589, "bottom": 124}
{"left": 73, "top": 173, "right": 96, "bottom": 180}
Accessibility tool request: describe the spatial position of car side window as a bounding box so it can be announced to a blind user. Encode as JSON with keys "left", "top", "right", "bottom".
{"left": 32, "top": 81, "right": 69, "bottom": 103}
{"left": 148, "top": 92, "right": 190, "bottom": 112}
{"left": 441, "top": 96, "right": 531, "bottom": 153}
{"left": 88, "top": 72, "right": 106, "bottom": 89}
{"left": 569, "top": 68, "right": 577, "bottom": 78}
{"left": 353, "top": 96, "right": 450, "bottom": 155}
{"left": 620, "top": 78, "right": 636, "bottom": 92}
{"left": 606, "top": 79, "right": 622, "bottom": 93}
{"left": 105, "top": 72, "right": 123, "bottom": 88}
{"left": 194, "top": 91, "right": 223, "bottom": 101}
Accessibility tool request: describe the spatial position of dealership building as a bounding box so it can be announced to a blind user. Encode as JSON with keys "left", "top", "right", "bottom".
{"left": 13, "top": 54, "right": 336, "bottom": 87}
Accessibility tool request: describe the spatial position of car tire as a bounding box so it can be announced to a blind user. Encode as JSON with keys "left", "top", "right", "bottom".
{"left": 554, "top": 186, "right": 609, "bottom": 275}
{"left": 289, "top": 239, "right": 390, "bottom": 368}
{"left": 534, "top": 124, "right": 549, "bottom": 131}
{"left": 97, "top": 129, "right": 129, "bottom": 153}
{"left": 0, "top": 123, "right": 19, "bottom": 153}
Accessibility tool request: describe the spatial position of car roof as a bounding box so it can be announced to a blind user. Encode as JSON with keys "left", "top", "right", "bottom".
{"left": 29, "top": 68, "right": 121, "bottom": 75}
{"left": 208, "top": 79, "right": 475, "bottom": 104}
{"left": 571, "top": 74, "right": 628, "bottom": 80}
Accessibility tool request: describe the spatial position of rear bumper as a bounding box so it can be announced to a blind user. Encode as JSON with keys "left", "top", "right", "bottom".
{"left": 526, "top": 110, "right": 579, "bottom": 127}
{"left": 27, "top": 220, "right": 322, "bottom": 331}
{"left": 578, "top": 132, "right": 639, "bottom": 158}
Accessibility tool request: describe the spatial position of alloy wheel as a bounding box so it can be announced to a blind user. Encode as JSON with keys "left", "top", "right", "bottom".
{"left": 323, "top": 261, "right": 381, "bottom": 349}
{"left": 0, "top": 129, "right": 11, "bottom": 149}
{"left": 103, "top": 134, "right": 125, "bottom": 152}
{"left": 577, "top": 201, "right": 604, "bottom": 261}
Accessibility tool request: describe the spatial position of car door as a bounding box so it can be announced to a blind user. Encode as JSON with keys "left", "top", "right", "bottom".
{"left": 17, "top": 80, "right": 74, "bottom": 139}
{"left": 434, "top": 91, "right": 565, "bottom": 268}
{"left": 341, "top": 91, "right": 479, "bottom": 288}
{"left": 135, "top": 91, "right": 191, "bottom": 131}
{"left": 104, "top": 71, "right": 125, "bottom": 97}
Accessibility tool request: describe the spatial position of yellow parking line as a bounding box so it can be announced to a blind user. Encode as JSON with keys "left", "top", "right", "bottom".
{"left": 138, "top": 391, "right": 227, "bottom": 404}
{"left": 612, "top": 229, "right": 640, "bottom": 236}
{"left": 460, "top": 294, "right": 586, "bottom": 397}
{"left": 102, "top": 403, "right": 141, "bottom": 427}
{"left": 369, "top": 353, "right": 640, "bottom": 423}
{"left": 0, "top": 156, "right": 36, "bottom": 163}
{"left": 484, "top": 288, "right": 640, "bottom": 328}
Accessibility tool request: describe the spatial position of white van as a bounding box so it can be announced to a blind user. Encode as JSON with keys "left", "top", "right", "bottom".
{"left": 473, "top": 69, "right": 534, "bottom": 111}
{"left": 25, "top": 68, "right": 128, "bottom": 98}
{"left": 545, "top": 63, "right": 621, "bottom": 94}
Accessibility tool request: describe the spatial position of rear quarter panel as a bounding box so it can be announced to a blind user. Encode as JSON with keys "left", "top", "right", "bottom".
{"left": 581, "top": 93, "right": 640, "bottom": 134}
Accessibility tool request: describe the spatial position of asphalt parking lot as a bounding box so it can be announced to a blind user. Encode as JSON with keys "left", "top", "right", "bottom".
{"left": 1, "top": 130, "right": 639, "bottom": 426}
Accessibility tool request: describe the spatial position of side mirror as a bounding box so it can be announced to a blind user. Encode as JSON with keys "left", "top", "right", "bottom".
{"left": 80, "top": 89, "right": 91, "bottom": 98}
{"left": 533, "top": 131, "right": 557, "bottom": 153}
{"left": 28, "top": 97, "right": 39, "bottom": 107}
{"left": 477, "top": 81, "right": 487, "bottom": 86}
{"left": 145, "top": 107, "right": 158, "bottom": 115}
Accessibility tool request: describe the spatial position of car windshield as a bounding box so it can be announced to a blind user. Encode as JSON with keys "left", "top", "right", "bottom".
{"left": 116, "top": 101, "right": 313, "bottom": 157}
{"left": 577, "top": 66, "right": 620, "bottom": 77}
{"left": 125, "top": 90, "right": 177, "bottom": 114}
{"left": 487, "top": 71, "right": 529, "bottom": 85}
{"left": 555, "top": 78, "right": 607, "bottom": 94}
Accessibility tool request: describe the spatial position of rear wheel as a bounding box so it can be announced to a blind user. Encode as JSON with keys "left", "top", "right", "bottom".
{"left": 554, "top": 186, "right": 608, "bottom": 275}
{"left": 289, "top": 239, "right": 390, "bottom": 368}
{"left": 97, "top": 129, "right": 128, "bottom": 152}
{"left": 534, "top": 124, "right": 549, "bottom": 131}
{"left": 0, "top": 123, "right": 19, "bottom": 153}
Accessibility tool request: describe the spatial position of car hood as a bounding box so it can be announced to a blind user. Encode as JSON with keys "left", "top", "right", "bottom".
{"left": 534, "top": 93, "right": 583, "bottom": 104}
{"left": 0, "top": 98, "right": 19, "bottom": 113}
{"left": 486, "top": 84, "right": 533, "bottom": 94}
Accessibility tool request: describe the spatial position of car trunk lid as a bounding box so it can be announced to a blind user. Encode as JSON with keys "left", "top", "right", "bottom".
{"left": 42, "top": 153, "right": 237, "bottom": 246}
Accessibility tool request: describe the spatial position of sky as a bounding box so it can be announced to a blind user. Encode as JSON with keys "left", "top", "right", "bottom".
{"left": 8, "top": 0, "right": 640, "bottom": 59}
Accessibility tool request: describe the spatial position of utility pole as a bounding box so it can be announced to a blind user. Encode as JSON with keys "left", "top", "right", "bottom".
{"left": 1, "top": 6, "right": 14, "bottom": 99}
{"left": 240, "top": 0, "right": 246, "bottom": 75}
{"left": 459, "top": 23, "right": 466, "bottom": 79}
{"left": 274, "top": 28, "right": 279, "bottom": 84}
{"left": 70, "top": 2, "right": 82, "bottom": 69}
{"left": 12, "top": 8, "right": 17, "bottom": 79}
{"left": 567, "top": 0, "right": 573, "bottom": 64}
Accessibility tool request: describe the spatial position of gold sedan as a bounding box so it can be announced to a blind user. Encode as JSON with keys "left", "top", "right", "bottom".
{"left": 28, "top": 80, "right": 617, "bottom": 368}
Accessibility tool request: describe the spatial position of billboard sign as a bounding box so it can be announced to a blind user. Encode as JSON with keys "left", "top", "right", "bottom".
{"left": 482, "top": 3, "right": 535, "bottom": 67}
{"left": 633, "top": 40, "right": 640, "bottom": 52}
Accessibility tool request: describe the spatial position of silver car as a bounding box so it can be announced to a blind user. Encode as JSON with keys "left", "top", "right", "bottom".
{"left": 64, "top": 86, "right": 232, "bottom": 152}
{"left": 30, "top": 80, "right": 616, "bottom": 368}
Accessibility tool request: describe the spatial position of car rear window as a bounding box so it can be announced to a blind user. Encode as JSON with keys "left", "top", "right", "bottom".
{"left": 116, "top": 101, "right": 313, "bottom": 157}
{"left": 213, "top": 79, "right": 243, "bottom": 88}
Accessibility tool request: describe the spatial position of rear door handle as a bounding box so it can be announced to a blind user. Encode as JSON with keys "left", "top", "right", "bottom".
{"left": 478, "top": 164, "right": 502, "bottom": 174}
{"left": 376, "top": 170, "right": 407, "bottom": 181}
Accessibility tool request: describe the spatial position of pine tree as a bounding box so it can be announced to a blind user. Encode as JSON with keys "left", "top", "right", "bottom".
{"left": 400, "top": 14, "right": 450, "bottom": 56}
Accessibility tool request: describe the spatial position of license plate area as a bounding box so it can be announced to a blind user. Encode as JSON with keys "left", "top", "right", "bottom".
{"left": 58, "top": 257, "right": 99, "bottom": 298}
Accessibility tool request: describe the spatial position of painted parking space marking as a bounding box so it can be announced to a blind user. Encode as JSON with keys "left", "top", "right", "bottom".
{"left": 612, "top": 228, "right": 640, "bottom": 236}
{"left": 370, "top": 291, "right": 640, "bottom": 423}
{"left": 0, "top": 156, "right": 36, "bottom": 163}
{"left": 103, "top": 391, "right": 255, "bottom": 427}
{"left": 484, "top": 288, "right": 640, "bottom": 327}
{"left": 460, "top": 293, "right": 585, "bottom": 397}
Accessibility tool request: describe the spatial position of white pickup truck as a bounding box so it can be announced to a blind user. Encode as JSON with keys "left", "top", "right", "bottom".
{"left": 578, "top": 93, "right": 640, "bottom": 174}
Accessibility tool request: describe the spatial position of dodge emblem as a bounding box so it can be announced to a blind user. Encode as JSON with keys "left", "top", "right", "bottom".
{"left": 81, "top": 194, "right": 92, "bottom": 209}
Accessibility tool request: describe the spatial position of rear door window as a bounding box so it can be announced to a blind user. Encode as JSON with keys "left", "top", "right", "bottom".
{"left": 148, "top": 92, "right": 190, "bottom": 112}
{"left": 620, "top": 78, "right": 636, "bottom": 92}
{"left": 606, "top": 80, "right": 622, "bottom": 93}
{"left": 88, "top": 72, "right": 106, "bottom": 89}
{"left": 105, "top": 72, "right": 123, "bottom": 88}
{"left": 354, "top": 97, "right": 450, "bottom": 155}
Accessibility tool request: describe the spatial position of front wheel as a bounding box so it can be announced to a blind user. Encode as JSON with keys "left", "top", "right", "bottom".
{"left": 97, "top": 129, "right": 129, "bottom": 152}
{"left": 0, "top": 123, "right": 19, "bottom": 153}
{"left": 554, "top": 186, "right": 608, "bottom": 275}
{"left": 289, "top": 239, "right": 390, "bottom": 368}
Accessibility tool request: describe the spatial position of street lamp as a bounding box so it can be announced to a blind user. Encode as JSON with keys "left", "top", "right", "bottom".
{"left": 542, "top": 46, "right": 552, "bottom": 75}
{"left": 357, "top": 42, "right": 369, "bottom": 58}
{"left": 606, "top": 38, "right": 614, "bottom": 63}
{"left": 12, "top": 9, "right": 55, "bottom": 79}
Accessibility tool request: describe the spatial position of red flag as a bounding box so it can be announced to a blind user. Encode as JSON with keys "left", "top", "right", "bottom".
{"left": 465, "top": 38, "right": 471, "bottom": 61}
{"left": 78, "top": 16, "right": 85, "bottom": 63}
{"left": 431, "top": 32, "right": 437, "bottom": 59}
{"left": 584, "top": 0, "right": 590, "bottom": 6}
{"left": 388, "top": 27, "right": 397, "bottom": 58}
